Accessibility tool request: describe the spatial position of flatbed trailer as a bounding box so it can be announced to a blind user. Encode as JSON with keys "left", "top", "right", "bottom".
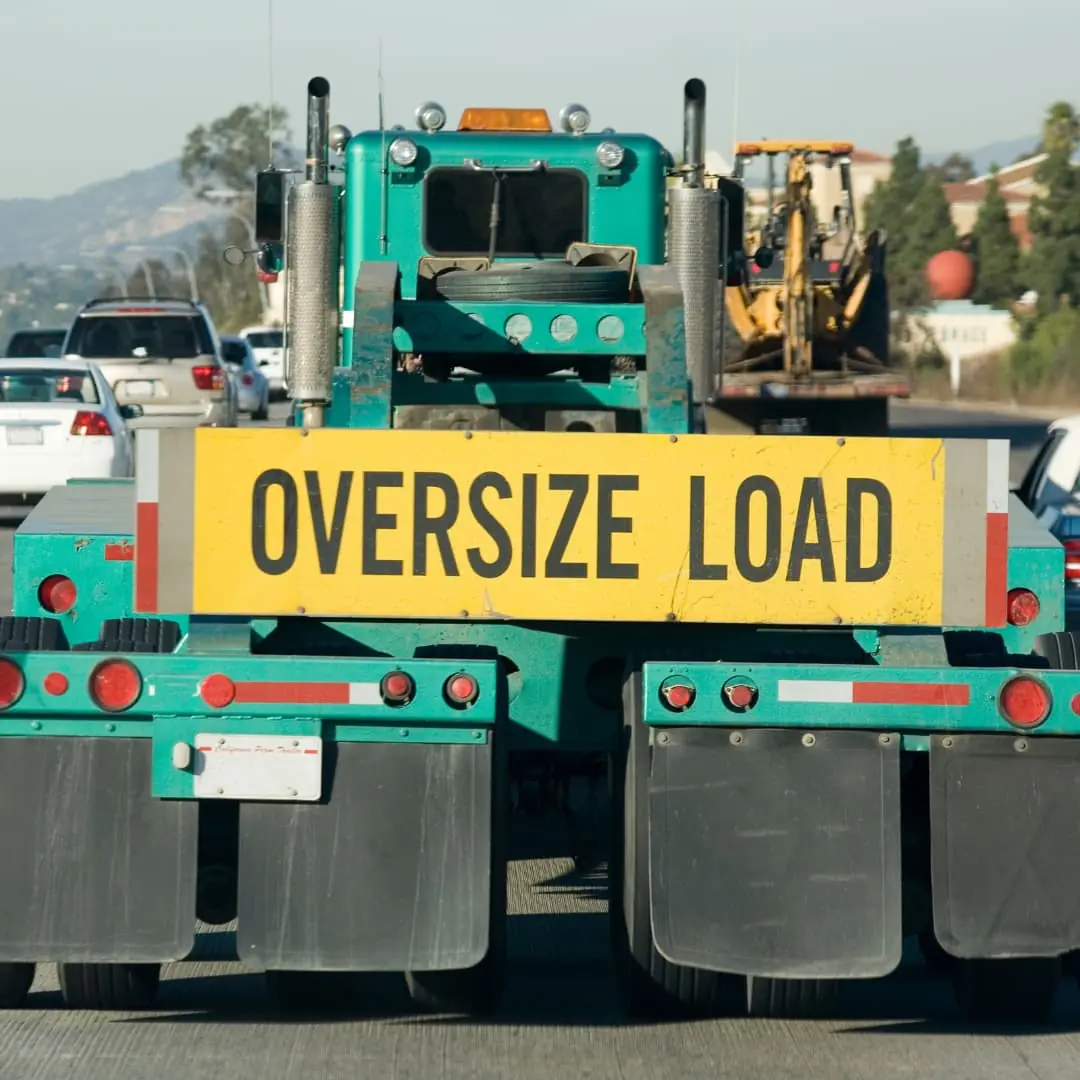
{"left": 2, "top": 78, "right": 1080, "bottom": 1026}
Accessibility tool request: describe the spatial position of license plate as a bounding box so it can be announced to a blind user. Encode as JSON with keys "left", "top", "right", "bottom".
{"left": 192, "top": 734, "right": 322, "bottom": 800}
{"left": 5, "top": 426, "right": 43, "bottom": 445}
{"left": 124, "top": 380, "right": 157, "bottom": 398}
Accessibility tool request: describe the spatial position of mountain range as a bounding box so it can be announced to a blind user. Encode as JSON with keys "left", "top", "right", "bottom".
{"left": 0, "top": 135, "right": 1042, "bottom": 270}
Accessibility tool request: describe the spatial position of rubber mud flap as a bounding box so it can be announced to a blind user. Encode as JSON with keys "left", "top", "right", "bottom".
{"left": 237, "top": 739, "right": 493, "bottom": 971}
{"left": 0, "top": 737, "right": 198, "bottom": 962}
{"left": 648, "top": 727, "right": 902, "bottom": 978}
{"left": 930, "top": 733, "right": 1080, "bottom": 957}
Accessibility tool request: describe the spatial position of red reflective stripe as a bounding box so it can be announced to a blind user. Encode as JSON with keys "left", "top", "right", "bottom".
{"left": 232, "top": 682, "right": 350, "bottom": 705}
{"left": 985, "top": 512, "right": 1009, "bottom": 627}
{"left": 852, "top": 682, "right": 970, "bottom": 706}
{"left": 104, "top": 541, "right": 134, "bottom": 561}
{"left": 135, "top": 503, "right": 158, "bottom": 612}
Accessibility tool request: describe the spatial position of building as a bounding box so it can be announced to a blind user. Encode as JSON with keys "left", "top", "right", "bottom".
{"left": 943, "top": 155, "right": 1045, "bottom": 252}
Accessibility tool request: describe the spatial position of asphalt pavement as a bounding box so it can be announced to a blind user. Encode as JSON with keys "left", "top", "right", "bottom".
{"left": 2, "top": 399, "right": 1079, "bottom": 1080}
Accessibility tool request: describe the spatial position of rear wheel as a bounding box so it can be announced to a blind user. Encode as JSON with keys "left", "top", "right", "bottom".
{"left": 59, "top": 962, "right": 161, "bottom": 1011}
{"left": 252, "top": 395, "right": 270, "bottom": 422}
{"left": 952, "top": 957, "right": 1061, "bottom": 1025}
{"left": 745, "top": 976, "right": 840, "bottom": 1019}
{"left": 0, "top": 616, "right": 64, "bottom": 652}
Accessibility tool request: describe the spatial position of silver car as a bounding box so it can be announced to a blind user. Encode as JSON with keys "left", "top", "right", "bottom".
{"left": 61, "top": 298, "right": 238, "bottom": 428}
{"left": 220, "top": 336, "right": 270, "bottom": 420}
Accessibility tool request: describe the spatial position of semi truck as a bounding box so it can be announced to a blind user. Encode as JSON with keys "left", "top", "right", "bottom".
{"left": 1, "top": 76, "right": 1079, "bottom": 1025}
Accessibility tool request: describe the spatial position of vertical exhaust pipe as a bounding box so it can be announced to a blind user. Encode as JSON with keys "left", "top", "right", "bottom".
{"left": 682, "top": 78, "right": 706, "bottom": 188}
{"left": 285, "top": 76, "right": 340, "bottom": 428}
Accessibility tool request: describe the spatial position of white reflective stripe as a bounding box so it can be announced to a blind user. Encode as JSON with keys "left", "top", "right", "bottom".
{"left": 348, "top": 682, "right": 382, "bottom": 705}
{"left": 776, "top": 679, "right": 854, "bottom": 704}
{"left": 135, "top": 428, "right": 159, "bottom": 502}
{"left": 986, "top": 439, "right": 1010, "bottom": 514}
{"left": 340, "top": 309, "right": 355, "bottom": 329}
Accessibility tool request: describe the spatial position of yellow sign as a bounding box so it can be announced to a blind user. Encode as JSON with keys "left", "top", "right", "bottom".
{"left": 163, "top": 428, "right": 963, "bottom": 626}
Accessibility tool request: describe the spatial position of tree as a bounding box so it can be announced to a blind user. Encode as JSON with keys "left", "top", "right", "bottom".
{"left": 970, "top": 172, "right": 1021, "bottom": 307}
{"left": 926, "top": 152, "right": 975, "bottom": 184}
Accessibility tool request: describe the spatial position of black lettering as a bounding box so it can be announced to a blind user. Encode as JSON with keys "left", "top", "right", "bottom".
{"left": 597, "top": 475, "right": 639, "bottom": 579}
{"left": 545, "top": 475, "right": 589, "bottom": 579}
{"left": 689, "top": 475, "right": 728, "bottom": 580}
{"left": 362, "top": 471, "right": 403, "bottom": 575}
{"left": 467, "top": 473, "right": 513, "bottom": 578}
{"left": 521, "top": 473, "right": 538, "bottom": 578}
{"left": 786, "top": 477, "right": 836, "bottom": 582}
{"left": 846, "top": 478, "right": 892, "bottom": 582}
{"left": 251, "top": 468, "right": 297, "bottom": 575}
{"left": 734, "top": 475, "right": 782, "bottom": 582}
{"left": 304, "top": 470, "right": 353, "bottom": 574}
{"left": 412, "top": 472, "right": 460, "bottom": 576}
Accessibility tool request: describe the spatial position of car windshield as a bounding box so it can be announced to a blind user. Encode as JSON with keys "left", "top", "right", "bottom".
{"left": 246, "top": 331, "right": 282, "bottom": 349}
{"left": 0, "top": 368, "right": 100, "bottom": 404}
{"left": 5, "top": 330, "right": 67, "bottom": 358}
{"left": 423, "top": 167, "right": 587, "bottom": 257}
{"left": 221, "top": 340, "right": 249, "bottom": 365}
{"left": 65, "top": 314, "right": 213, "bottom": 360}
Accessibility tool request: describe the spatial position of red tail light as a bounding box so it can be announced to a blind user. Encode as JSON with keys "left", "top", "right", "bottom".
{"left": 999, "top": 675, "right": 1051, "bottom": 729}
{"left": 0, "top": 658, "right": 25, "bottom": 710}
{"left": 241, "top": 373, "right": 255, "bottom": 387}
{"left": 89, "top": 659, "right": 142, "bottom": 712}
{"left": 660, "top": 681, "right": 696, "bottom": 711}
{"left": 70, "top": 411, "right": 112, "bottom": 436}
{"left": 200, "top": 673, "right": 236, "bottom": 708}
{"left": 257, "top": 270, "right": 279, "bottom": 284}
{"left": 1065, "top": 539, "right": 1080, "bottom": 582}
{"left": 1006, "top": 588, "right": 1040, "bottom": 626}
{"left": 444, "top": 672, "right": 479, "bottom": 706}
{"left": 380, "top": 670, "right": 414, "bottom": 706}
{"left": 38, "top": 574, "right": 77, "bottom": 614}
{"left": 192, "top": 365, "right": 225, "bottom": 391}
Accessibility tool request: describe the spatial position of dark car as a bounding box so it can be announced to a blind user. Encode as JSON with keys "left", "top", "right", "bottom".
{"left": 4, "top": 328, "right": 68, "bottom": 358}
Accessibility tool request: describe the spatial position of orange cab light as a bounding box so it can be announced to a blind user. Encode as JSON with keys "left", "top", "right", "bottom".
{"left": 456, "top": 108, "right": 552, "bottom": 132}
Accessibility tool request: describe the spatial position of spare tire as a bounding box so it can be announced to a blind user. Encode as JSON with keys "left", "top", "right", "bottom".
{"left": 434, "top": 264, "right": 630, "bottom": 303}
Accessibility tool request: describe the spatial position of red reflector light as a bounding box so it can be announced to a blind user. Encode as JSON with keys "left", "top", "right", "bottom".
{"left": 200, "top": 673, "right": 236, "bottom": 708}
{"left": 1065, "top": 539, "right": 1080, "bottom": 582}
{"left": 257, "top": 270, "right": 279, "bottom": 284}
{"left": 445, "top": 672, "right": 479, "bottom": 706}
{"left": 828, "top": 261, "right": 840, "bottom": 273}
{"left": 70, "top": 410, "right": 112, "bottom": 436}
{"left": 43, "top": 671, "right": 68, "bottom": 696}
{"left": 0, "top": 658, "right": 25, "bottom": 710}
{"left": 1006, "top": 588, "right": 1040, "bottom": 626}
{"left": 38, "top": 574, "right": 77, "bottom": 614}
{"left": 724, "top": 682, "right": 757, "bottom": 710}
{"left": 380, "top": 670, "right": 414, "bottom": 705}
{"left": 241, "top": 373, "right": 255, "bottom": 386}
{"left": 89, "top": 659, "right": 142, "bottom": 712}
{"left": 192, "top": 365, "right": 225, "bottom": 391}
{"left": 661, "top": 682, "right": 695, "bottom": 710}
{"left": 999, "top": 675, "right": 1051, "bottom": 729}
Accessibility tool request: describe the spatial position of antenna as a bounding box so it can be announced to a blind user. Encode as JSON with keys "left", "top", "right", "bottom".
{"left": 730, "top": 23, "right": 741, "bottom": 166}
{"left": 266, "top": 0, "right": 276, "bottom": 165}
{"left": 378, "top": 40, "right": 388, "bottom": 254}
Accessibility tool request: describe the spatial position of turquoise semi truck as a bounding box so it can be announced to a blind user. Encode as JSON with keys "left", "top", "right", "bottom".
{"left": 1, "top": 77, "right": 1080, "bottom": 1025}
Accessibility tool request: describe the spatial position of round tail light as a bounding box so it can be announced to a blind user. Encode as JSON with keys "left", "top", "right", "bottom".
{"left": 660, "top": 681, "right": 695, "bottom": 711}
{"left": 999, "top": 675, "right": 1051, "bottom": 729}
{"left": 0, "top": 658, "right": 25, "bottom": 710}
{"left": 200, "top": 673, "right": 236, "bottom": 708}
{"left": 89, "top": 659, "right": 142, "bottom": 712}
{"left": 380, "top": 670, "right": 414, "bottom": 706}
{"left": 1007, "top": 588, "right": 1040, "bottom": 627}
{"left": 444, "top": 672, "right": 479, "bottom": 707}
{"left": 38, "top": 575, "right": 77, "bottom": 615}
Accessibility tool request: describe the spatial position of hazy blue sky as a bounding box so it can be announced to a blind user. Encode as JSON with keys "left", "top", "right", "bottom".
{"left": 3, "top": 0, "right": 1077, "bottom": 200}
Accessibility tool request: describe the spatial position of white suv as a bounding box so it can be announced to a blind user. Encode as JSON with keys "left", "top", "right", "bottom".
{"left": 238, "top": 324, "right": 285, "bottom": 399}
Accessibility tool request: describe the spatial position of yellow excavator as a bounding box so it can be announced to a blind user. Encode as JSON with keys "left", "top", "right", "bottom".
{"left": 709, "top": 141, "right": 904, "bottom": 436}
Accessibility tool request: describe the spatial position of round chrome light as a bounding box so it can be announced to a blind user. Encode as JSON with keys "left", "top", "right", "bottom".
{"left": 559, "top": 103, "right": 591, "bottom": 135}
{"left": 415, "top": 101, "right": 447, "bottom": 133}
{"left": 328, "top": 123, "right": 353, "bottom": 153}
{"left": 596, "top": 140, "right": 625, "bottom": 169}
{"left": 389, "top": 137, "right": 418, "bottom": 166}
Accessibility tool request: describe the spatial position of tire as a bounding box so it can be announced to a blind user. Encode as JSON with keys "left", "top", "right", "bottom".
{"left": 0, "top": 616, "right": 64, "bottom": 652}
{"left": 951, "top": 956, "right": 1061, "bottom": 1025}
{"left": 1033, "top": 631, "right": 1080, "bottom": 670}
{"left": 434, "top": 264, "right": 630, "bottom": 304}
{"left": 0, "top": 964, "right": 34, "bottom": 1009}
{"left": 72, "top": 618, "right": 182, "bottom": 655}
{"left": 58, "top": 962, "right": 161, "bottom": 1011}
{"left": 253, "top": 396, "right": 270, "bottom": 422}
{"left": 611, "top": 681, "right": 744, "bottom": 1018}
{"left": 745, "top": 976, "right": 840, "bottom": 1019}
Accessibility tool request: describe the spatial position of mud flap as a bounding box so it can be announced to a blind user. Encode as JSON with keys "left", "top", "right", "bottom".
{"left": 648, "top": 726, "right": 902, "bottom": 978}
{"left": 237, "top": 739, "right": 493, "bottom": 972}
{"left": 0, "top": 737, "right": 198, "bottom": 962}
{"left": 931, "top": 734, "right": 1080, "bottom": 958}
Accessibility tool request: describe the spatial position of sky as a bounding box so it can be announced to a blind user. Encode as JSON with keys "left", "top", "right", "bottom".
{"left": 2, "top": 0, "right": 1078, "bottom": 200}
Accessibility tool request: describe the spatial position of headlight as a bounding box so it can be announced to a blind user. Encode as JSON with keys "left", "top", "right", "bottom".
{"left": 596, "top": 141, "right": 625, "bottom": 169}
{"left": 389, "top": 137, "right": 418, "bottom": 166}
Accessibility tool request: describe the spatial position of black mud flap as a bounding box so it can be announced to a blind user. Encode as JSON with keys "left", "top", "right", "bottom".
{"left": 647, "top": 726, "right": 902, "bottom": 978}
{"left": 237, "top": 739, "right": 493, "bottom": 972}
{"left": 0, "top": 737, "right": 198, "bottom": 963}
{"left": 931, "top": 733, "right": 1080, "bottom": 958}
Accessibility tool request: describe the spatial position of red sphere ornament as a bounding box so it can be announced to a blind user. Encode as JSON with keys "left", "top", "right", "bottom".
{"left": 926, "top": 250, "right": 975, "bottom": 301}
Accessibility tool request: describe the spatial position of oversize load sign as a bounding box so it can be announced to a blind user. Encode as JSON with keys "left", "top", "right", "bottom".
{"left": 135, "top": 429, "right": 1009, "bottom": 627}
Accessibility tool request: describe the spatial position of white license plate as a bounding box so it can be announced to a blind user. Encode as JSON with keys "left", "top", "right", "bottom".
{"left": 124, "top": 380, "right": 157, "bottom": 397}
{"left": 5, "top": 426, "right": 43, "bottom": 445}
{"left": 192, "top": 734, "right": 323, "bottom": 800}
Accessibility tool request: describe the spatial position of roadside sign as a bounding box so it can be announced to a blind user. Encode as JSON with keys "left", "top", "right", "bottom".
{"left": 135, "top": 428, "right": 1009, "bottom": 627}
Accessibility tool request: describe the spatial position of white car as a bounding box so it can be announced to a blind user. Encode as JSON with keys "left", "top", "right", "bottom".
{"left": 238, "top": 325, "right": 285, "bottom": 399}
{"left": 0, "top": 357, "right": 139, "bottom": 506}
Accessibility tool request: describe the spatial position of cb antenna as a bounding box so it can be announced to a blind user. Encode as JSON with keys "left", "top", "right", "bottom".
{"left": 378, "top": 39, "right": 388, "bottom": 253}
{"left": 266, "top": 0, "right": 277, "bottom": 165}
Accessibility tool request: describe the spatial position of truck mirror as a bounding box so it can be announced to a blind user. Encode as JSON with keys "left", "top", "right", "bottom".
{"left": 255, "top": 169, "right": 286, "bottom": 244}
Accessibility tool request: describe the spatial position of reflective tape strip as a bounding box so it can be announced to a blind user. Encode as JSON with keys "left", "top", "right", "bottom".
{"left": 777, "top": 680, "right": 853, "bottom": 704}
{"left": 777, "top": 679, "right": 969, "bottom": 706}
{"left": 229, "top": 681, "right": 382, "bottom": 706}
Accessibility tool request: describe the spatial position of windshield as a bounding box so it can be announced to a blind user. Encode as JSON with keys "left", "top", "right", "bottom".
{"left": 423, "top": 167, "right": 587, "bottom": 257}
{"left": 246, "top": 331, "right": 283, "bottom": 349}
{"left": 0, "top": 367, "right": 100, "bottom": 404}
{"left": 5, "top": 330, "right": 67, "bottom": 358}
{"left": 65, "top": 314, "right": 213, "bottom": 360}
{"left": 220, "top": 339, "right": 249, "bottom": 365}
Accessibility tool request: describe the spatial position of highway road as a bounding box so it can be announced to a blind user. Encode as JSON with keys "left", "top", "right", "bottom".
{"left": 1, "top": 399, "right": 1078, "bottom": 1080}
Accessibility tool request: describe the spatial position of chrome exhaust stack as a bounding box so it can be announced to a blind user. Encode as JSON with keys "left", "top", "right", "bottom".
{"left": 285, "top": 76, "right": 340, "bottom": 429}
{"left": 667, "top": 78, "right": 720, "bottom": 413}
